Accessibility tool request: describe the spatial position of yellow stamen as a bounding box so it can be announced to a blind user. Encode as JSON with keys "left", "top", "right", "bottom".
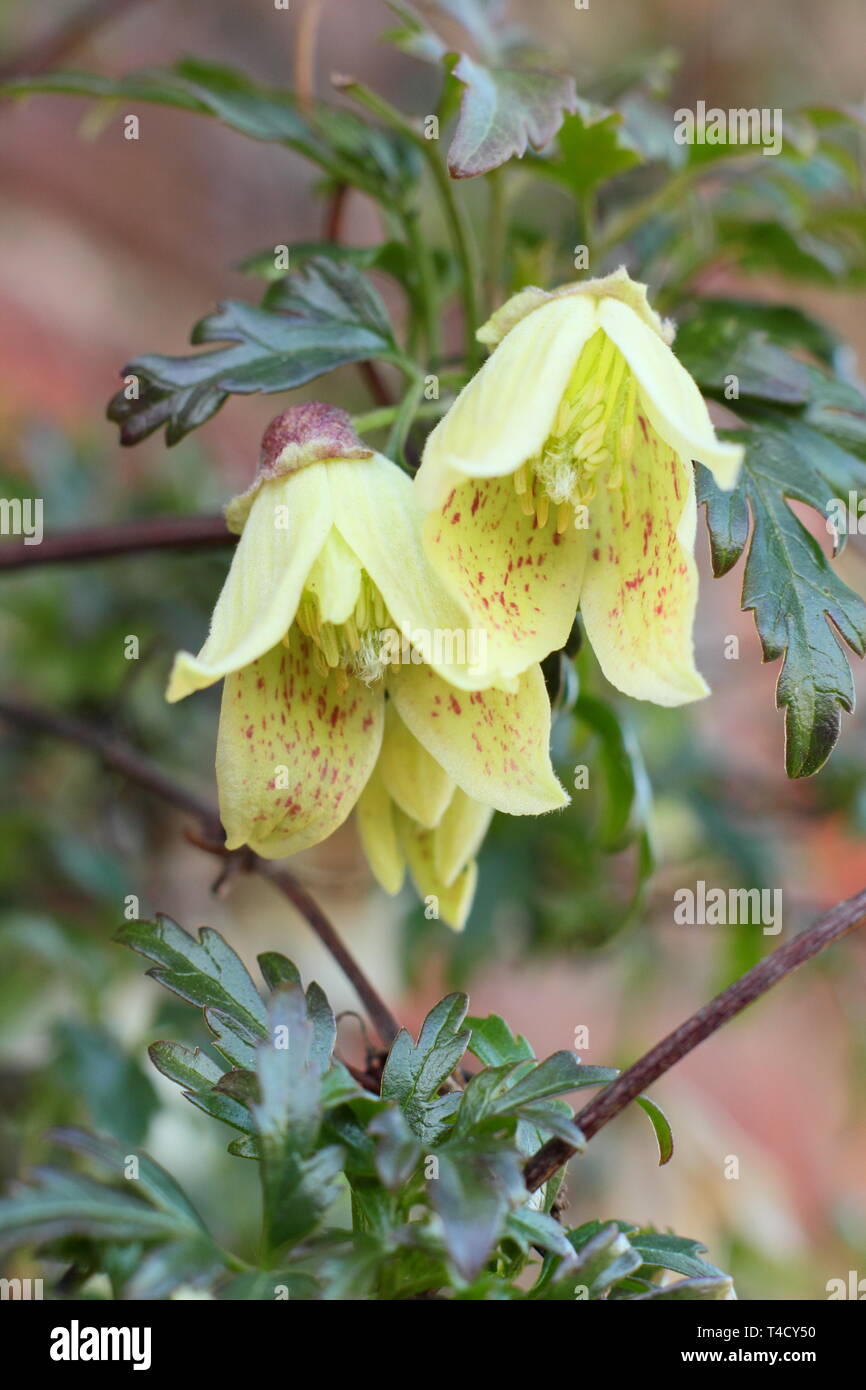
{"left": 556, "top": 501, "right": 571, "bottom": 534}
{"left": 536, "top": 492, "right": 549, "bottom": 528}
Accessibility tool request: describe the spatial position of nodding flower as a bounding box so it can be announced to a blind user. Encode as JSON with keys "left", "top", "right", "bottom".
{"left": 167, "top": 404, "right": 567, "bottom": 867}
{"left": 415, "top": 268, "right": 744, "bottom": 707}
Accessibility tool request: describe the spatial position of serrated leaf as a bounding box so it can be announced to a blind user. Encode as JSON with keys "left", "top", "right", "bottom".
{"left": 465, "top": 1013, "right": 534, "bottom": 1066}
{"left": 0, "top": 60, "right": 419, "bottom": 201}
{"left": 629, "top": 1231, "right": 724, "bottom": 1281}
{"left": 116, "top": 916, "right": 268, "bottom": 1048}
{"left": 252, "top": 985, "right": 343, "bottom": 1252}
{"left": 0, "top": 1169, "right": 193, "bottom": 1254}
{"left": 506, "top": 1206, "right": 579, "bottom": 1268}
{"left": 538, "top": 104, "right": 642, "bottom": 201}
{"left": 49, "top": 1129, "right": 206, "bottom": 1232}
{"left": 448, "top": 56, "right": 578, "bottom": 178}
{"left": 381, "top": 993, "right": 471, "bottom": 1142}
{"left": 257, "top": 952, "right": 301, "bottom": 991}
{"left": 148, "top": 1042, "right": 254, "bottom": 1136}
{"left": 106, "top": 258, "right": 401, "bottom": 445}
{"left": 698, "top": 414, "right": 866, "bottom": 775}
{"left": 368, "top": 1105, "right": 422, "bottom": 1190}
{"left": 429, "top": 1145, "right": 525, "bottom": 1280}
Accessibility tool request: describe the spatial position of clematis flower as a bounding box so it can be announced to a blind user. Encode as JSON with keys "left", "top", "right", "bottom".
{"left": 167, "top": 404, "right": 566, "bottom": 860}
{"left": 414, "top": 268, "right": 744, "bottom": 707}
{"left": 356, "top": 702, "right": 494, "bottom": 930}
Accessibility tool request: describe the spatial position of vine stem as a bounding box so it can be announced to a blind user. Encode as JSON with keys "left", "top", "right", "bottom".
{"left": 524, "top": 887, "right": 866, "bottom": 1191}
{"left": 0, "top": 696, "right": 401, "bottom": 1047}
{"left": 0, "top": 515, "right": 234, "bottom": 570}
{"left": 332, "top": 77, "right": 482, "bottom": 372}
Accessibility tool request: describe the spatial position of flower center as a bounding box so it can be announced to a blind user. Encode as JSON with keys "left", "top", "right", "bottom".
{"left": 293, "top": 575, "right": 392, "bottom": 692}
{"left": 514, "top": 329, "right": 637, "bottom": 530}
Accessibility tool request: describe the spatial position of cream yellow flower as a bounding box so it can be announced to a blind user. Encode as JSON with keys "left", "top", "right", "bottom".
{"left": 356, "top": 703, "right": 494, "bottom": 931}
{"left": 414, "top": 269, "right": 744, "bottom": 706}
{"left": 167, "top": 405, "right": 566, "bottom": 859}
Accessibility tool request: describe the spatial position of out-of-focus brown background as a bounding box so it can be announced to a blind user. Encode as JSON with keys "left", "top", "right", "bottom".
{"left": 1, "top": 0, "right": 865, "bottom": 1299}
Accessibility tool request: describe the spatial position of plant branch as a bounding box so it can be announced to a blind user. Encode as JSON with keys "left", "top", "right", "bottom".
{"left": 524, "top": 888, "right": 866, "bottom": 1191}
{"left": 0, "top": 515, "right": 234, "bottom": 570}
{"left": 332, "top": 77, "right": 481, "bottom": 371}
{"left": 0, "top": 695, "right": 401, "bottom": 1047}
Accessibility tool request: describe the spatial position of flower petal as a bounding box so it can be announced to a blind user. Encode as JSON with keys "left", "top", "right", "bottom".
{"left": 216, "top": 630, "right": 384, "bottom": 856}
{"left": 304, "top": 528, "right": 363, "bottom": 625}
{"left": 415, "top": 294, "right": 599, "bottom": 511}
{"left": 167, "top": 467, "right": 333, "bottom": 701}
{"left": 388, "top": 659, "right": 568, "bottom": 814}
{"left": 420, "top": 474, "right": 585, "bottom": 679}
{"left": 598, "top": 298, "right": 743, "bottom": 490}
{"left": 329, "top": 452, "right": 506, "bottom": 689}
{"left": 396, "top": 809, "right": 478, "bottom": 932}
{"left": 580, "top": 422, "right": 708, "bottom": 706}
{"left": 356, "top": 763, "right": 405, "bottom": 895}
{"left": 379, "top": 702, "right": 455, "bottom": 829}
{"left": 433, "top": 789, "right": 494, "bottom": 887}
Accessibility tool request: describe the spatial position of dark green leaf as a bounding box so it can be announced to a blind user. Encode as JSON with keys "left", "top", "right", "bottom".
{"left": 630, "top": 1230, "right": 724, "bottom": 1281}
{"left": 257, "top": 952, "right": 301, "bottom": 990}
{"left": 116, "top": 915, "right": 267, "bottom": 1042}
{"left": 448, "top": 56, "right": 578, "bottom": 178}
{"left": 1, "top": 60, "right": 419, "bottom": 201}
{"left": 465, "top": 1012, "right": 533, "bottom": 1066}
{"left": 252, "top": 984, "right": 343, "bottom": 1251}
{"left": 634, "top": 1096, "right": 674, "bottom": 1166}
{"left": 540, "top": 104, "right": 642, "bottom": 201}
{"left": 698, "top": 414, "right": 866, "bottom": 775}
{"left": 368, "top": 1105, "right": 422, "bottom": 1189}
{"left": 108, "top": 259, "right": 400, "bottom": 446}
{"left": 381, "top": 993, "right": 471, "bottom": 1142}
{"left": 429, "top": 1145, "right": 525, "bottom": 1280}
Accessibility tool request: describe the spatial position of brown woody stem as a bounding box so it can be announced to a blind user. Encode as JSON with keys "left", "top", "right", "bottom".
{"left": 524, "top": 888, "right": 866, "bottom": 1191}
{"left": 0, "top": 696, "right": 401, "bottom": 1046}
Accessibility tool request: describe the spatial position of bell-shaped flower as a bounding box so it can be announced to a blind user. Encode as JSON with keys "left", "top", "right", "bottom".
{"left": 414, "top": 268, "right": 744, "bottom": 706}
{"left": 167, "top": 404, "right": 567, "bottom": 859}
{"left": 356, "top": 702, "right": 494, "bottom": 930}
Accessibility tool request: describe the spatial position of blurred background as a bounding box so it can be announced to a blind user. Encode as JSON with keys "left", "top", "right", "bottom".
{"left": 1, "top": 0, "right": 865, "bottom": 1300}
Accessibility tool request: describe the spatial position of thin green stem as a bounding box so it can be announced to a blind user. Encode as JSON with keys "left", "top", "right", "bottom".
{"left": 401, "top": 207, "right": 440, "bottom": 364}
{"left": 386, "top": 372, "right": 426, "bottom": 465}
{"left": 484, "top": 168, "right": 507, "bottom": 316}
{"left": 352, "top": 399, "right": 447, "bottom": 435}
{"left": 335, "top": 77, "right": 481, "bottom": 372}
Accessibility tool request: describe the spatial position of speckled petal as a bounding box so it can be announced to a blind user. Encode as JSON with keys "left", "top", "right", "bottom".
{"left": 216, "top": 630, "right": 384, "bottom": 856}
{"left": 167, "top": 467, "right": 332, "bottom": 702}
{"left": 599, "top": 298, "right": 743, "bottom": 490}
{"left": 388, "top": 659, "right": 568, "bottom": 815}
{"left": 420, "top": 475, "right": 585, "bottom": 679}
{"left": 580, "top": 419, "right": 708, "bottom": 706}
{"left": 330, "top": 453, "right": 506, "bottom": 690}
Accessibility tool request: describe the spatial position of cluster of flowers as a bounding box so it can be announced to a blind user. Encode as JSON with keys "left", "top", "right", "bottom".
{"left": 169, "top": 270, "right": 742, "bottom": 928}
